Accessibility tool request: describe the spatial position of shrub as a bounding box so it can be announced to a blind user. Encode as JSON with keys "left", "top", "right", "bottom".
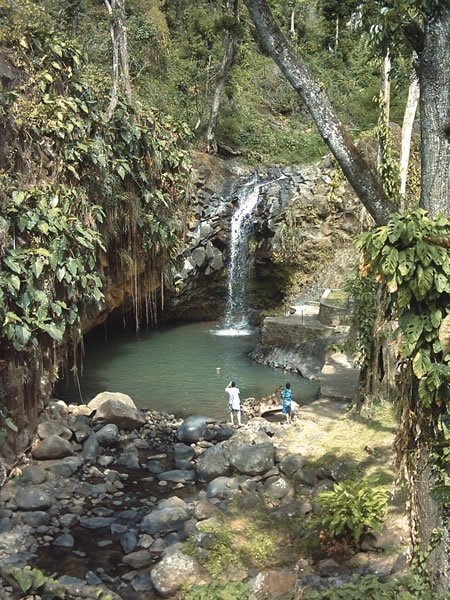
{"left": 184, "top": 581, "right": 257, "bottom": 600}
{"left": 315, "top": 477, "right": 388, "bottom": 543}
{"left": 298, "top": 574, "right": 445, "bottom": 600}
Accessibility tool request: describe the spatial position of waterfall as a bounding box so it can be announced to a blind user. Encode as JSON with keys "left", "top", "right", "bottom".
{"left": 218, "top": 174, "right": 261, "bottom": 335}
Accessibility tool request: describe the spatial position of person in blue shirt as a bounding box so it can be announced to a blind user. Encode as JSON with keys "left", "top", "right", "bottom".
{"left": 281, "top": 382, "right": 293, "bottom": 424}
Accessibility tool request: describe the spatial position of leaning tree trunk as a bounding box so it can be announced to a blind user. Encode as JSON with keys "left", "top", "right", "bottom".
{"left": 243, "top": 0, "right": 395, "bottom": 225}
{"left": 417, "top": 7, "right": 450, "bottom": 216}
{"left": 205, "top": 0, "right": 239, "bottom": 154}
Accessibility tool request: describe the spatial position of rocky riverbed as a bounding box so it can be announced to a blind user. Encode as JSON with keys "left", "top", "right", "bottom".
{"left": 0, "top": 392, "right": 407, "bottom": 599}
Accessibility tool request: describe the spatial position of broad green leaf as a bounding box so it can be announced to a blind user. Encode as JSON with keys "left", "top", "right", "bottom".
{"left": 4, "top": 257, "right": 22, "bottom": 274}
{"left": 41, "top": 322, "right": 65, "bottom": 342}
{"left": 15, "top": 324, "right": 31, "bottom": 347}
{"left": 381, "top": 246, "right": 398, "bottom": 275}
{"left": 387, "top": 217, "right": 403, "bottom": 242}
{"left": 32, "top": 258, "right": 44, "bottom": 279}
{"left": 9, "top": 274, "right": 21, "bottom": 291}
{"left": 416, "top": 265, "right": 434, "bottom": 298}
{"left": 413, "top": 349, "right": 431, "bottom": 378}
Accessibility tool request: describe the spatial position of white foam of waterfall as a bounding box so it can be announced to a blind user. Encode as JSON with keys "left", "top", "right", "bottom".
{"left": 215, "top": 174, "right": 261, "bottom": 336}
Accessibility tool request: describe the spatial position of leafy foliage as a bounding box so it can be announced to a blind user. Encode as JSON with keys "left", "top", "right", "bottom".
{"left": 357, "top": 210, "right": 450, "bottom": 408}
{"left": 0, "top": 1, "right": 190, "bottom": 355}
{"left": 315, "top": 477, "right": 388, "bottom": 542}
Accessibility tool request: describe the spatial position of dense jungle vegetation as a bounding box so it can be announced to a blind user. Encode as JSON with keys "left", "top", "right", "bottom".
{"left": 0, "top": 0, "right": 448, "bottom": 596}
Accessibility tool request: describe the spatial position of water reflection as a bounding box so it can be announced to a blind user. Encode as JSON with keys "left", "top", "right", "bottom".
{"left": 59, "top": 321, "right": 319, "bottom": 418}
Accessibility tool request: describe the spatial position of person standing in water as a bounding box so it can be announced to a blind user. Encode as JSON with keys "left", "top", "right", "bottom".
{"left": 281, "top": 382, "right": 293, "bottom": 424}
{"left": 225, "top": 380, "right": 242, "bottom": 426}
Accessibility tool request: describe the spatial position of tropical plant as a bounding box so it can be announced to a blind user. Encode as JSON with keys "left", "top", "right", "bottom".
{"left": 315, "top": 477, "right": 388, "bottom": 543}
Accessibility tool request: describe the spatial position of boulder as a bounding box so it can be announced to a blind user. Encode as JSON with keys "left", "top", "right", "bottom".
{"left": 207, "top": 475, "right": 244, "bottom": 499}
{"left": 196, "top": 445, "right": 230, "bottom": 482}
{"left": 20, "top": 467, "right": 47, "bottom": 484}
{"left": 120, "top": 531, "right": 138, "bottom": 554}
{"left": 123, "top": 550, "right": 152, "bottom": 569}
{"left": 88, "top": 391, "right": 136, "bottom": 411}
{"left": 95, "top": 423, "right": 119, "bottom": 446}
{"left": 263, "top": 476, "right": 295, "bottom": 500}
{"left": 53, "top": 534, "right": 74, "bottom": 548}
{"left": 279, "top": 453, "right": 305, "bottom": 478}
{"left": 82, "top": 434, "right": 99, "bottom": 461}
{"left": 229, "top": 442, "right": 275, "bottom": 476}
{"left": 37, "top": 420, "right": 72, "bottom": 440}
{"left": 15, "top": 487, "right": 52, "bottom": 511}
{"left": 151, "top": 550, "right": 200, "bottom": 597}
{"left": 176, "top": 415, "right": 211, "bottom": 444}
{"left": 117, "top": 447, "right": 140, "bottom": 469}
{"left": 32, "top": 435, "right": 74, "bottom": 460}
{"left": 157, "top": 470, "right": 195, "bottom": 483}
{"left": 92, "top": 399, "right": 145, "bottom": 430}
{"left": 140, "top": 506, "right": 189, "bottom": 535}
{"left": 173, "top": 443, "right": 195, "bottom": 461}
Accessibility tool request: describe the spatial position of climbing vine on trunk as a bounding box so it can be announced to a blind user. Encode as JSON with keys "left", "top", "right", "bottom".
{"left": 356, "top": 209, "right": 450, "bottom": 591}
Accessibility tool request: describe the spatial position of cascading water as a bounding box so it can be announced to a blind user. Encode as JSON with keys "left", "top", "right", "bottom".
{"left": 217, "top": 174, "right": 261, "bottom": 336}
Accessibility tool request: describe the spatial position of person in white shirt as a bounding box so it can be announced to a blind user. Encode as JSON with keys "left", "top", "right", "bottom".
{"left": 225, "top": 380, "right": 242, "bottom": 426}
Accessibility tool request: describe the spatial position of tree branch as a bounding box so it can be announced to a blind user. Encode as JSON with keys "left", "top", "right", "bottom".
{"left": 243, "top": 0, "right": 395, "bottom": 225}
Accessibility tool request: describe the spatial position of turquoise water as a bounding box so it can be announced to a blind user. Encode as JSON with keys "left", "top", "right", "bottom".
{"left": 60, "top": 321, "right": 319, "bottom": 419}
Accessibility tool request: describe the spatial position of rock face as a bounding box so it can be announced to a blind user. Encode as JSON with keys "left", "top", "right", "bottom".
{"left": 229, "top": 442, "right": 275, "bottom": 476}
{"left": 165, "top": 153, "right": 364, "bottom": 321}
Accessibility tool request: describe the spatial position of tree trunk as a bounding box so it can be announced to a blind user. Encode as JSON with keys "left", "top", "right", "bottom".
{"left": 116, "top": 0, "right": 132, "bottom": 105}
{"left": 417, "top": 7, "right": 450, "bottom": 216}
{"left": 205, "top": 0, "right": 239, "bottom": 154}
{"left": 104, "top": 0, "right": 132, "bottom": 120}
{"left": 395, "top": 372, "right": 449, "bottom": 593}
{"left": 377, "top": 51, "right": 391, "bottom": 169}
{"left": 105, "top": 0, "right": 120, "bottom": 120}
{"left": 243, "top": 0, "right": 394, "bottom": 225}
{"left": 290, "top": 8, "right": 296, "bottom": 38}
{"left": 399, "top": 64, "right": 419, "bottom": 208}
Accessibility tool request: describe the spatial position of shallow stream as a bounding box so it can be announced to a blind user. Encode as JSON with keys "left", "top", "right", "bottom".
{"left": 60, "top": 321, "right": 319, "bottom": 417}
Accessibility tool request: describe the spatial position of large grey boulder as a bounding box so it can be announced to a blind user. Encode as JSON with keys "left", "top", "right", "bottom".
{"left": 229, "top": 442, "right": 275, "bottom": 476}
{"left": 32, "top": 435, "right": 74, "bottom": 460}
{"left": 93, "top": 400, "right": 145, "bottom": 430}
{"left": 88, "top": 391, "right": 136, "bottom": 411}
{"left": 140, "top": 506, "right": 189, "bottom": 535}
{"left": 15, "top": 487, "right": 52, "bottom": 511}
{"left": 196, "top": 445, "right": 230, "bottom": 482}
{"left": 176, "top": 415, "right": 211, "bottom": 444}
{"left": 151, "top": 550, "right": 200, "bottom": 597}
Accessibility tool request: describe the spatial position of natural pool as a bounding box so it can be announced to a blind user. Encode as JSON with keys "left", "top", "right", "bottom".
{"left": 59, "top": 321, "right": 320, "bottom": 418}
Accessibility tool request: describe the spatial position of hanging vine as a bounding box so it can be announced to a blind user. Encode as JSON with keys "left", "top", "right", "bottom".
{"left": 0, "top": 1, "right": 191, "bottom": 450}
